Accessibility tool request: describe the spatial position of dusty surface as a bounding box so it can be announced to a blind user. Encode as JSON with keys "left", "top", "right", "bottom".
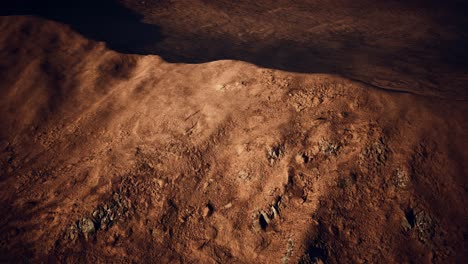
{"left": 121, "top": 0, "right": 468, "bottom": 99}
{"left": 0, "top": 1, "right": 467, "bottom": 263}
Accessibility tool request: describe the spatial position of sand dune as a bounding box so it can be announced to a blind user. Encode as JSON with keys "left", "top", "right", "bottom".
{"left": 0, "top": 1, "right": 467, "bottom": 263}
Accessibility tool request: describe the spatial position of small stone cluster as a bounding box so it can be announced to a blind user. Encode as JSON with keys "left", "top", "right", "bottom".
{"left": 267, "top": 144, "right": 285, "bottom": 165}
{"left": 360, "top": 137, "right": 389, "bottom": 165}
{"left": 65, "top": 192, "right": 131, "bottom": 241}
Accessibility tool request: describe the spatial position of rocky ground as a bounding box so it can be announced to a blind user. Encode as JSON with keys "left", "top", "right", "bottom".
{"left": 0, "top": 1, "right": 467, "bottom": 263}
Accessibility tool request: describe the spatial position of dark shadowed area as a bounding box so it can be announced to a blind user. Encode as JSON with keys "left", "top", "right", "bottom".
{"left": 2, "top": 0, "right": 468, "bottom": 98}
{"left": 0, "top": 0, "right": 162, "bottom": 53}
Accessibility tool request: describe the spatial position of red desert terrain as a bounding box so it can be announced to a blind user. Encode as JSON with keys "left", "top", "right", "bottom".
{"left": 0, "top": 0, "right": 467, "bottom": 263}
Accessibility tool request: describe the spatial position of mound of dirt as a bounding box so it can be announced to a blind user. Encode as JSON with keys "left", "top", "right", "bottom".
{"left": 0, "top": 2, "right": 467, "bottom": 263}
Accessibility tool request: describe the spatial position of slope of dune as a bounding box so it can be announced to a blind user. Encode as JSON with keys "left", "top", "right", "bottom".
{"left": 0, "top": 6, "right": 467, "bottom": 264}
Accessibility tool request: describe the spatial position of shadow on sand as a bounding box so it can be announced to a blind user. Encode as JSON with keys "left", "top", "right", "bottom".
{"left": 1, "top": 0, "right": 468, "bottom": 98}
{"left": 0, "top": 0, "right": 162, "bottom": 54}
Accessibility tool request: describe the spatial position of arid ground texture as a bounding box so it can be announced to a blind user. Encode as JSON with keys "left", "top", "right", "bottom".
{"left": 0, "top": 0, "right": 467, "bottom": 263}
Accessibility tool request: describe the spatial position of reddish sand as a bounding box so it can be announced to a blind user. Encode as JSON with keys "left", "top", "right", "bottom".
{"left": 0, "top": 1, "right": 467, "bottom": 263}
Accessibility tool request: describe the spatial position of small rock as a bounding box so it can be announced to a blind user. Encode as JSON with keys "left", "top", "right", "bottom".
{"left": 259, "top": 211, "right": 271, "bottom": 230}
{"left": 311, "top": 97, "right": 321, "bottom": 106}
{"left": 100, "top": 216, "right": 110, "bottom": 230}
{"left": 393, "top": 168, "right": 409, "bottom": 188}
{"left": 79, "top": 217, "right": 96, "bottom": 240}
{"left": 202, "top": 203, "right": 214, "bottom": 218}
{"left": 271, "top": 206, "right": 279, "bottom": 219}
{"left": 66, "top": 223, "right": 79, "bottom": 241}
{"left": 267, "top": 144, "right": 285, "bottom": 164}
{"left": 157, "top": 179, "right": 164, "bottom": 187}
{"left": 295, "top": 154, "right": 304, "bottom": 164}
